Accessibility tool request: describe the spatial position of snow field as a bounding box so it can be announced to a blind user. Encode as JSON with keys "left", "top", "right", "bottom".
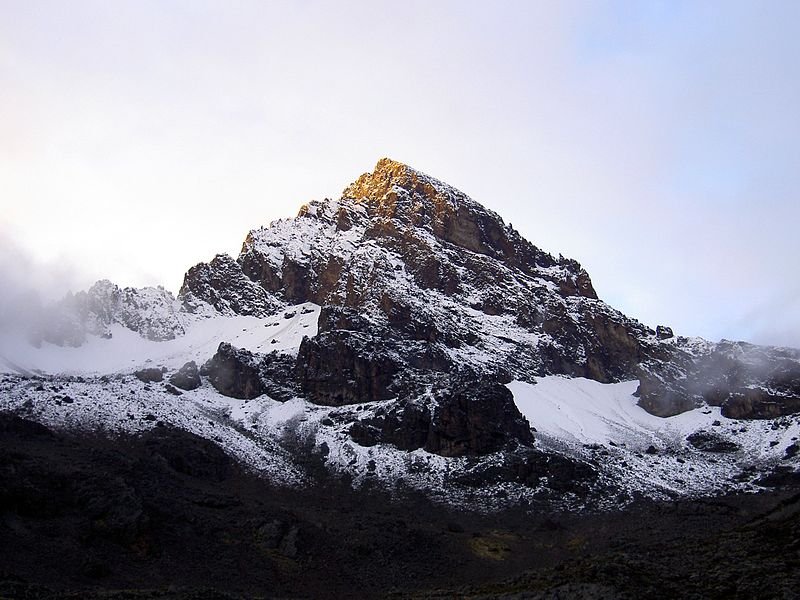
{"left": 0, "top": 303, "right": 320, "bottom": 376}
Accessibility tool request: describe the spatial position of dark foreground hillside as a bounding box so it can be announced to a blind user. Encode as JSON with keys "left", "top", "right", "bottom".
{"left": 1, "top": 412, "right": 799, "bottom": 600}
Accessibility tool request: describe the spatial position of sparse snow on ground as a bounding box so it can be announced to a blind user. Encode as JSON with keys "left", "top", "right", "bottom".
{"left": 1, "top": 305, "right": 798, "bottom": 511}
{"left": 512, "top": 376, "right": 800, "bottom": 500}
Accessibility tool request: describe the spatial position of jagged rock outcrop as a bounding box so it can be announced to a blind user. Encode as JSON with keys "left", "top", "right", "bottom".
{"left": 638, "top": 340, "right": 800, "bottom": 418}
{"left": 296, "top": 331, "right": 401, "bottom": 406}
{"left": 32, "top": 280, "right": 185, "bottom": 346}
{"left": 169, "top": 361, "right": 201, "bottom": 391}
{"left": 179, "top": 253, "right": 283, "bottom": 317}
{"left": 295, "top": 327, "right": 454, "bottom": 406}
{"left": 721, "top": 389, "right": 800, "bottom": 420}
{"left": 258, "top": 352, "right": 300, "bottom": 401}
{"left": 348, "top": 375, "right": 534, "bottom": 456}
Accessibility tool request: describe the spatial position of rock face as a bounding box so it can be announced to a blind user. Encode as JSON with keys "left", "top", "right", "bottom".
{"left": 296, "top": 331, "right": 400, "bottom": 406}
{"left": 349, "top": 375, "right": 534, "bottom": 457}
{"left": 169, "top": 361, "right": 201, "bottom": 391}
{"left": 179, "top": 253, "right": 282, "bottom": 317}
{"left": 427, "top": 377, "right": 535, "bottom": 456}
{"left": 214, "top": 157, "right": 665, "bottom": 389}
{"left": 32, "top": 280, "right": 185, "bottom": 346}
{"left": 638, "top": 340, "right": 800, "bottom": 418}
{"left": 202, "top": 343, "right": 266, "bottom": 400}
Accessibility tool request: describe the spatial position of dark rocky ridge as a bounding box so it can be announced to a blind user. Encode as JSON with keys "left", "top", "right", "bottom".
{"left": 348, "top": 376, "right": 535, "bottom": 457}
{"left": 638, "top": 340, "right": 800, "bottom": 417}
{"left": 180, "top": 253, "right": 282, "bottom": 317}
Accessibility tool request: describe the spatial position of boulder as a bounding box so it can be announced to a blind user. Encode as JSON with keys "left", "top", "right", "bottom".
{"left": 686, "top": 431, "right": 740, "bottom": 453}
{"left": 656, "top": 325, "right": 674, "bottom": 340}
{"left": 169, "top": 360, "right": 201, "bottom": 391}
{"left": 202, "top": 343, "right": 265, "bottom": 399}
{"left": 134, "top": 367, "right": 164, "bottom": 383}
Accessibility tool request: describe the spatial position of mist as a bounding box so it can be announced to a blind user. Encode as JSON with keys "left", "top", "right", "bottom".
{"left": 0, "top": 230, "right": 77, "bottom": 332}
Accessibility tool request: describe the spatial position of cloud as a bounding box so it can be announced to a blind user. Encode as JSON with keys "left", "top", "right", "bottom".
{"left": 0, "top": 228, "right": 82, "bottom": 332}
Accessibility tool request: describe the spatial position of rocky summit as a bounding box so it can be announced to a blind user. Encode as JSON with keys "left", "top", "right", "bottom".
{"left": 182, "top": 158, "right": 799, "bottom": 418}
{"left": 2, "top": 159, "right": 800, "bottom": 598}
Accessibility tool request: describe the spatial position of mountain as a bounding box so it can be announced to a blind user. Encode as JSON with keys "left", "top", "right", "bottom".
{"left": 2, "top": 158, "right": 800, "bottom": 597}
{"left": 184, "top": 157, "right": 652, "bottom": 388}
{"left": 2, "top": 157, "right": 798, "bottom": 502}
{"left": 180, "top": 157, "right": 800, "bottom": 419}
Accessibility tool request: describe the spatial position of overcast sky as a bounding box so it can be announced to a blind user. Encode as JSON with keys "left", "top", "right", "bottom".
{"left": 1, "top": 0, "right": 798, "bottom": 347}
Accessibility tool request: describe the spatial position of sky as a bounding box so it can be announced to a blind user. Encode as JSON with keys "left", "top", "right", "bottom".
{"left": 1, "top": 0, "right": 798, "bottom": 347}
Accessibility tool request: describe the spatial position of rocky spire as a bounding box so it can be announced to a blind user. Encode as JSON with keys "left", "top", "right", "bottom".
{"left": 344, "top": 158, "right": 443, "bottom": 205}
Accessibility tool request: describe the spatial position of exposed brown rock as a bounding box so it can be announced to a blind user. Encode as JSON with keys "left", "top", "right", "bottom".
{"left": 722, "top": 389, "right": 800, "bottom": 420}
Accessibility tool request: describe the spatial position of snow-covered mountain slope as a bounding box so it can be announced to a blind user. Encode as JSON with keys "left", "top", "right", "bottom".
{"left": 216, "top": 157, "right": 662, "bottom": 385}
{"left": 0, "top": 302, "right": 319, "bottom": 376}
{"left": 2, "top": 359, "right": 798, "bottom": 511}
{"left": 2, "top": 158, "right": 800, "bottom": 512}
{"left": 512, "top": 376, "right": 800, "bottom": 496}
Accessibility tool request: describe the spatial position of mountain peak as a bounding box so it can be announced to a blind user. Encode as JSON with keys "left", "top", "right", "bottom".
{"left": 341, "top": 158, "right": 509, "bottom": 249}
{"left": 343, "top": 157, "right": 443, "bottom": 206}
